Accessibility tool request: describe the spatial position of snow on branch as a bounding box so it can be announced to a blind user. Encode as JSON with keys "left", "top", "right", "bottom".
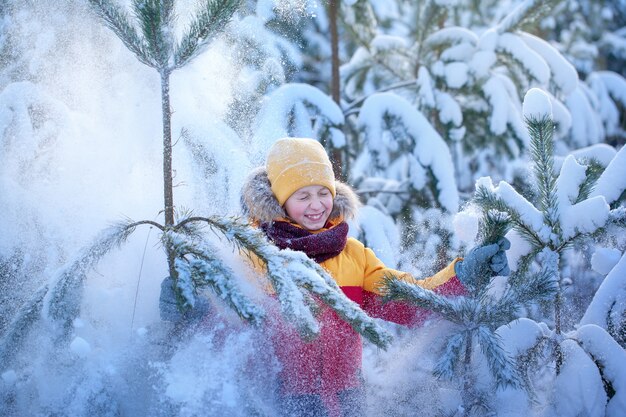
{"left": 357, "top": 92, "right": 458, "bottom": 212}
{"left": 252, "top": 83, "right": 345, "bottom": 162}
{"left": 496, "top": 0, "right": 557, "bottom": 34}
{"left": 434, "top": 332, "right": 466, "bottom": 380}
{"left": 173, "top": 0, "right": 241, "bottom": 68}
{"left": 272, "top": 249, "right": 392, "bottom": 348}
{"left": 591, "top": 71, "right": 626, "bottom": 108}
{"left": 0, "top": 286, "right": 48, "bottom": 367}
{"left": 556, "top": 156, "right": 609, "bottom": 239}
{"left": 590, "top": 144, "right": 626, "bottom": 205}
{"left": 87, "top": 0, "right": 155, "bottom": 67}
{"left": 164, "top": 229, "right": 265, "bottom": 325}
{"left": 580, "top": 252, "right": 626, "bottom": 330}
{"left": 482, "top": 77, "right": 512, "bottom": 135}
{"left": 476, "top": 326, "right": 522, "bottom": 389}
{"left": 474, "top": 177, "right": 548, "bottom": 246}
{"left": 552, "top": 339, "right": 608, "bottom": 416}
{"left": 497, "top": 33, "right": 550, "bottom": 85}
{"left": 178, "top": 216, "right": 392, "bottom": 349}
{"left": 565, "top": 85, "right": 605, "bottom": 148}
{"left": 520, "top": 33, "right": 578, "bottom": 95}
{"left": 43, "top": 220, "right": 142, "bottom": 327}
{"left": 0, "top": 220, "right": 148, "bottom": 366}
{"left": 424, "top": 26, "right": 478, "bottom": 48}
{"left": 574, "top": 324, "right": 626, "bottom": 416}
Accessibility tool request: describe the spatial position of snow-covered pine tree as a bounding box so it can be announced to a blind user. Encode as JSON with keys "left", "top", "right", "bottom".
{"left": 381, "top": 87, "right": 626, "bottom": 415}
{"left": 383, "top": 207, "right": 557, "bottom": 417}
{"left": 0, "top": 213, "right": 391, "bottom": 366}
{"left": 250, "top": 82, "right": 345, "bottom": 166}
{"left": 543, "top": 0, "right": 626, "bottom": 80}
{"left": 0, "top": 0, "right": 391, "bottom": 369}
{"left": 279, "top": 0, "right": 587, "bottom": 278}
{"left": 86, "top": 0, "right": 241, "bottom": 283}
{"left": 339, "top": 0, "right": 573, "bottom": 190}
{"left": 217, "top": 2, "right": 309, "bottom": 142}
{"left": 471, "top": 88, "right": 626, "bottom": 416}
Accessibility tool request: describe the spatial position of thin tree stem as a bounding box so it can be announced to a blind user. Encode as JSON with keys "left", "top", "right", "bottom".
{"left": 463, "top": 333, "right": 473, "bottom": 417}
{"left": 329, "top": 0, "right": 340, "bottom": 105}
{"left": 160, "top": 69, "right": 177, "bottom": 281}
{"left": 161, "top": 70, "right": 175, "bottom": 227}
{"left": 327, "top": 0, "right": 344, "bottom": 180}
{"left": 554, "top": 289, "right": 563, "bottom": 375}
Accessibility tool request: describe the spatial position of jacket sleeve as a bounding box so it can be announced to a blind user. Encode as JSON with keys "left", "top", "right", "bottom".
{"left": 361, "top": 247, "right": 466, "bottom": 326}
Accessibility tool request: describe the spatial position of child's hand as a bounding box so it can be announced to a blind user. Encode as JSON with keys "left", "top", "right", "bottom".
{"left": 159, "top": 276, "right": 183, "bottom": 322}
{"left": 455, "top": 238, "right": 511, "bottom": 287}
{"left": 159, "top": 276, "right": 210, "bottom": 323}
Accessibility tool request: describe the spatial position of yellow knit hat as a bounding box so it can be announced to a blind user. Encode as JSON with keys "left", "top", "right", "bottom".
{"left": 266, "top": 137, "right": 336, "bottom": 206}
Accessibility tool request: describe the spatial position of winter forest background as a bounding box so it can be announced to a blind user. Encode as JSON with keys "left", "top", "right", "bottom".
{"left": 1, "top": 0, "right": 625, "bottom": 416}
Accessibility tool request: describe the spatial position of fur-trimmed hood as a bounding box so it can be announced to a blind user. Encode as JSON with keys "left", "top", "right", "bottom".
{"left": 241, "top": 166, "right": 361, "bottom": 224}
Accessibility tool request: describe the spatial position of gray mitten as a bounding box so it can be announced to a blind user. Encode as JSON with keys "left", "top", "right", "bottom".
{"left": 159, "top": 276, "right": 210, "bottom": 322}
{"left": 455, "top": 238, "right": 511, "bottom": 287}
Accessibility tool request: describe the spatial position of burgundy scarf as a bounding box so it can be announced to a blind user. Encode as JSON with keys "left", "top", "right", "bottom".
{"left": 261, "top": 221, "right": 349, "bottom": 263}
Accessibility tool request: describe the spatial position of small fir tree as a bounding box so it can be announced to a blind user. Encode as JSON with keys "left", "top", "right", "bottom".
{"left": 0, "top": 0, "right": 391, "bottom": 368}
{"left": 383, "top": 209, "right": 556, "bottom": 416}
{"left": 383, "top": 88, "right": 626, "bottom": 415}
{"left": 471, "top": 88, "right": 626, "bottom": 415}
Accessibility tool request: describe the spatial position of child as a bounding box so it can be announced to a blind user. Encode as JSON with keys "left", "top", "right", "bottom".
{"left": 236, "top": 137, "right": 509, "bottom": 417}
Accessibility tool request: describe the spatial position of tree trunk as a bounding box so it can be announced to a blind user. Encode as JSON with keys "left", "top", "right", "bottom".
{"left": 160, "top": 70, "right": 177, "bottom": 281}
{"left": 554, "top": 290, "right": 563, "bottom": 373}
{"left": 462, "top": 333, "right": 473, "bottom": 417}
{"left": 329, "top": 0, "right": 340, "bottom": 105}
{"left": 328, "top": 0, "right": 344, "bottom": 180}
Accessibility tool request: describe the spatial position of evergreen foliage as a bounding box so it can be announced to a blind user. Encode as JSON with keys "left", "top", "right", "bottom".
{"left": 0, "top": 213, "right": 392, "bottom": 367}
{"left": 1, "top": 1, "right": 625, "bottom": 414}
{"left": 468, "top": 97, "right": 626, "bottom": 414}
{"left": 382, "top": 209, "right": 557, "bottom": 415}
{"left": 0, "top": 0, "right": 391, "bottom": 372}
{"left": 87, "top": 0, "right": 241, "bottom": 287}
{"left": 381, "top": 88, "right": 625, "bottom": 414}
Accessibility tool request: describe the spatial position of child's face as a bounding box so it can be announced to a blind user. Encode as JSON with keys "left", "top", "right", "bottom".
{"left": 284, "top": 185, "right": 334, "bottom": 231}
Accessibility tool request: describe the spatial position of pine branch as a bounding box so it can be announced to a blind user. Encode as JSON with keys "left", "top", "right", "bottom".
{"left": 0, "top": 285, "right": 48, "bottom": 366}
{"left": 526, "top": 115, "right": 560, "bottom": 237}
{"left": 382, "top": 275, "right": 462, "bottom": 320}
{"left": 476, "top": 326, "right": 523, "bottom": 388}
{"left": 474, "top": 184, "right": 544, "bottom": 249}
{"left": 173, "top": 0, "right": 240, "bottom": 69}
{"left": 434, "top": 332, "right": 467, "bottom": 379}
{"left": 493, "top": 268, "right": 557, "bottom": 322}
{"left": 164, "top": 230, "right": 265, "bottom": 325}
{"left": 44, "top": 221, "right": 139, "bottom": 328}
{"left": 132, "top": 0, "right": 175, "bottom": 68}
{"left": 589, "top": 207, "right": 626, "bottom": 243}
{"left": 574, "top": 159, "right": 604, "bottom": 204}
{"left": 263, "top": 254, "right": 320, "bottom": 341}
{"left": 87, "top": 0, "right": 156, "bottom": 67}
{"left": 276, "top": 249, "right": 392, "bottom": 349}
{"left": 174, "top": 208, "right": 207, "bottom": 238}
{"left": 469, "top": 209, "right": 512, "bottom": 294}
{"left": 478, "top": 210, "right": 511, "bottom": 246}
{"left": 175, "top": 216, "right": 391, "bottom": 348}
{"left": 496, "top": 0, "right": 560, "bottom": 34}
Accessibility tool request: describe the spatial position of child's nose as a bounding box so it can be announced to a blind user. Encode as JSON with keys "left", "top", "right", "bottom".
{"left": 310, "top": 197, "right": 324, "bottom": 209}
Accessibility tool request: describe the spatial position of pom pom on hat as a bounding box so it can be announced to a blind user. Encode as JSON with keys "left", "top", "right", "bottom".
{"left": 266, "top": 138, "right": 336, "bottom": 206}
